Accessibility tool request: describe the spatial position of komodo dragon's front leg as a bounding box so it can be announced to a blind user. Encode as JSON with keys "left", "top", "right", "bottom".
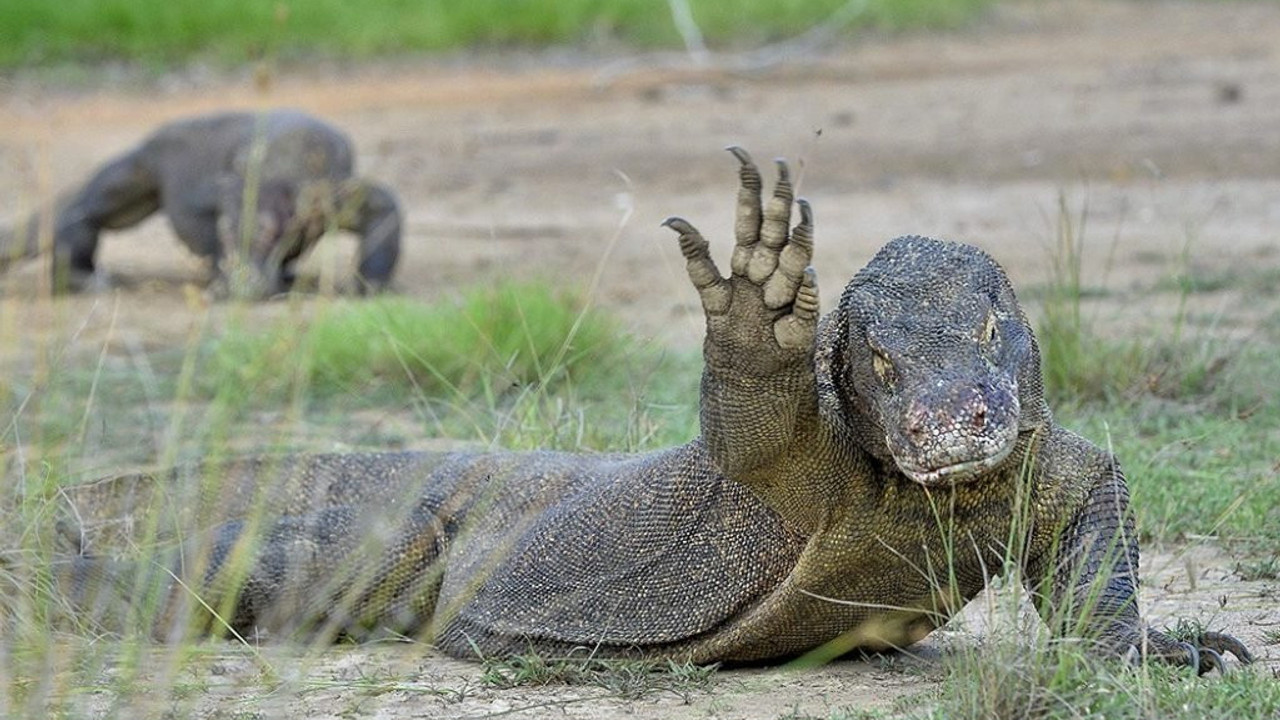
{"left": 664, "top": 147, "right": 836, "bottom": 531}
{"left": 213, "top": 175, "right": 401, "bottom": 299}
{"left": 335, "top": 178, "right": 401, "bottom": 294}
{"left": 1025, "top": 434, "right": 1254, "bottom": 675}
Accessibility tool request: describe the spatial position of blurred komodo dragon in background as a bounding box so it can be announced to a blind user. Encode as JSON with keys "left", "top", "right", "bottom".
{"left": 42, "top": 148, "right": 1250, "bottom": 675}
{"left": 0, "top": 109, "right": 401, "bottom": 298}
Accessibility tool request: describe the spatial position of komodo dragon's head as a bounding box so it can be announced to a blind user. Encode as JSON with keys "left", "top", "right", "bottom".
{"left": 216, "top": 177, "right": 321, "bottom": 298}
{"left": 815, "top": 235, "right": 1050, "bottom": 486}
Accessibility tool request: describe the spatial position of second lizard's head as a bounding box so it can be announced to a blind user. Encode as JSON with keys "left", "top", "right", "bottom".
{"left": 816, "top": 235, "right": 1048, "bottom": 487}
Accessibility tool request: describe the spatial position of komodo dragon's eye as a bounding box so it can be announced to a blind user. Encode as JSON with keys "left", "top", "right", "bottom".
{"left": 982, "top": 311, "right": 999, "bottom": 345}
{"left": 871, "top": 347, "right": 896, "bottom": 386}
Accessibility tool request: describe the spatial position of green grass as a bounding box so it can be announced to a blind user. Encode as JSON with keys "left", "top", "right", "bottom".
{"left": 0, "top": 0, "right": 996, "bottom": 69}
{"left": 2, "top": 229, "right": 1277, "bottom": 718}
{"left": 204, "top": 283, "right": 630, "bottom": 404}
{"left": 927, "top": 634, "right": 1280, "bottom": 720}
{"left": 1032, "top": 195, "right": 1280, "bottom": 552}
{"left": 197, "top": 283, "right": 697, "bottom": 453}
{"left": 0, "top": 283, "right": 701, "bottom": 485}
{"left": 480, "top": 653, "right": 716, "bottom": 702}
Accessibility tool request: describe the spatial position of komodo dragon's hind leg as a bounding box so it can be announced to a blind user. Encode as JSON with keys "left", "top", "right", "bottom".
{"left": 50, "top": 148, "right": 162, "bottom": 291}
{"left": 0, "top": 147, "right": 161, "bottom": 291}
{"left": 185, "top": 496, "right": 451, "bottom": 641}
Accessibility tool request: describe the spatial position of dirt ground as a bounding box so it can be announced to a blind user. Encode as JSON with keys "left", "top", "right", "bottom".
{"left": 1, "top": 0, "right": 1278, "bottom": 717}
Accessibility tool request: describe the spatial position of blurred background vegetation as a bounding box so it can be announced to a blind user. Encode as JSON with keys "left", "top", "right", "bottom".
{"left": 0, "top": 0, "right": 994, "bottom": 68}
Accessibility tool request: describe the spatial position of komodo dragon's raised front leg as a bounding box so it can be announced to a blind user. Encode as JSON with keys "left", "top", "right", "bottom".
{"left": 663, "top": 148, "right": 839, "bottom": 532}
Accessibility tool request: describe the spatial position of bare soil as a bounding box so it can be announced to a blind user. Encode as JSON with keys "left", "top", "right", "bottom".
{"left": 1, "top": 1, "right": 1277, "bottom": 717}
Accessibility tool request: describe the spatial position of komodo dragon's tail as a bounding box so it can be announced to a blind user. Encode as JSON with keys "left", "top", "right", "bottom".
{"left": 10, "top": 467, "right": 248, "bottom": 641}
{"left": 19, "top": 552, "right": 193, "bottom": 641}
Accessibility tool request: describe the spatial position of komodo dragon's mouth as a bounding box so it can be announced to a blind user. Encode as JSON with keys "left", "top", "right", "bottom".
{"left": 893, "top": 441, "right": 1016, "bottom": 487}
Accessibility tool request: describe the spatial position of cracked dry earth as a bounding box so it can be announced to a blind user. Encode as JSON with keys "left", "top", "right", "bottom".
{"left": 1, "top": 0, "right": 1277, "bottom": 717}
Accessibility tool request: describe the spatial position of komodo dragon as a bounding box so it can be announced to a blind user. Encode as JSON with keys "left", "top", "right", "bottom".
{"left": 48, "top": 148, "right": 1250, "bottom": 674}
{"left": 0, "top": 110, "right": 400, "bottom": 297}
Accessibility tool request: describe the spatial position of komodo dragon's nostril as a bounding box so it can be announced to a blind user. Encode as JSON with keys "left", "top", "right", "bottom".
{"left": 971, "top": 405, "right": 987, "bottom": 430}
{"left": 904, "top": 404, "right": 930, "bottom": 444}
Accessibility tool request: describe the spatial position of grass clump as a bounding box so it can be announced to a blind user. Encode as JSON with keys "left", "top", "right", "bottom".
{"left": 196, "top": 280, "right": 700, "bottom": 454}
{"left": 929, "top": 637, "right": 1280, "bottom": 720}
{"left": 480, "top": 652, "right": 716, "bottom": 702}
{"left": 0, "top": 0, "right": 997, "bottom": 69}
{"left": 204, "top": 282, "right": 629, "bottom": 407}
{"left": 1028, "top": 195, "right": 1280, "bottom": 550}
{"left": 1035, "top": 194, "right": 1135, "bottom": 406}
{"left": 1235, "top": 555, "right": 1280, "bottom": 582}
{"left": 1034, "top": 194, "right": 1246, "bottom": 410}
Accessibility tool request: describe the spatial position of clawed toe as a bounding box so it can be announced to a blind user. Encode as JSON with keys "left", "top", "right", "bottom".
{"left": 797, "top": 198, "right": 813, "bottom": 227}
{"left": 664, "top": 216, "right": 712, "bottom": 266}
{"left": 1177, "top": 641, "right": 1201, "bottom": 675}
{"left": 773, "top": 158, "right": 791, "bottom": 186}
{"left": 662, "top": 216, "right": 696, "bottom": 235}
{"left": 1176, "top": 634, "right": 1252, "bottom": 675}
{"left": 664, "top": 214, "right": 729, "bottom": 312}
{"left": 1200, "top": 631, "right": 1255, "bottom": 665}
{"left": 726, "top": 145, "right": 754, "bottom": 167}
{"left": 1198, "top": 648, "right": 1227, "bottom": 676}
{"left": 1123, "top": 629, "right": 1252, "bottom": 676}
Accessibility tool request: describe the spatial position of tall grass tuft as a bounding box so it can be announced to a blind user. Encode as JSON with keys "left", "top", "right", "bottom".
{"left": 932, "top": 633, "right": 1280, "bottom": 720}
{"left": 1032, "top": 195, "right": 1280, "bottom": 548}
{"left": 203, "top": 282, "right": 629, "bottom": 407}
{"left": 1035, "top": 194, "right": 1245, "bottom": 410}
{"left": 1036, "top": 194, "right": 1139, "bottom": 406}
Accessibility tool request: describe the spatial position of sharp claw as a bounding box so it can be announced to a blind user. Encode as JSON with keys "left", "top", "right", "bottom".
{"left": 774, "top": 158, "right": 791, "bottom": 184}
{"left": 797, "top": 198, "right": 813, "bottom": 225}
{"left": 726, "top": 145, "right": 754, "bottom": 166}
{"left": 662, "top": 216, "right": 694, "bottom": 234}
{"left": 1200, "top": 631, "right": 1255, "bottom": 665}
{"left": 1199, "top": 648, "right": 1227, "bottom": 676}
{"left": 1124, "top": 645, "right": 1142, "bottom": 667}
{"left": 1179, "top": 641, "right": 1200, "bottom": 674}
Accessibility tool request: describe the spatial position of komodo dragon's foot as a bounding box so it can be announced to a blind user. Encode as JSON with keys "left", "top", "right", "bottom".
{"left": 1131, "top": 628, "right": 1255, "bottom": 676}
{"left": 663, "top": 147, "right": 819, "bottom": 376}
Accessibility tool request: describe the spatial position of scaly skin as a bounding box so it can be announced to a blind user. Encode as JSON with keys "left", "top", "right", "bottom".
{"left": 0, "top": 110, "right": 401, "bottom": 297}
{"left": 42, "top": 148, "right": 1250, "bottom": 673}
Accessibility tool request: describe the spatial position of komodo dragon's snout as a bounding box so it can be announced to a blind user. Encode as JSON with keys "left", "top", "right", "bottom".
{"left": 884, "top": 370, "right": 1020, "bottom": 486}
